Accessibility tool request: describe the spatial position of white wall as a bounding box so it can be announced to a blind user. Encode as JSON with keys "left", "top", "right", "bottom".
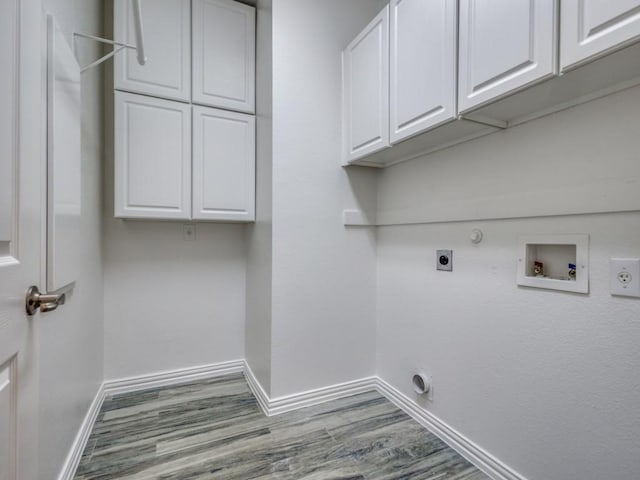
{"left": 102, "top": 1, "right": 246, "bottom": 381}
{"left": 37, "top": 1, "right": 104, "bottom": 478}
{"left": 245, "top": 0, "right": 273, "bottom": 395}
{"left": 268, "top": 0, "right": 381, "bottom": 398}
{"left": 376, "top": 87, "right": 640, "bottom": 480}
{"left": 102, "top": 221, "right": 246, "bottom": 379}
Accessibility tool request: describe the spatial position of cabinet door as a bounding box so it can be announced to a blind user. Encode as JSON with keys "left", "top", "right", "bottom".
{"left": 192, "top": 106, "right": 255, "bottom": 222}
{"left": 192, "top": 0, "right": 256, "bottom": 113}
{"left": 561, "top": 0, "right": 640, "bottom": 70}
{"left": 458, "top": 0, "right": 557, "bottom": 113}
{"left": 343, "top": 5, "right": 390, "bottom": 164}
{"left": 114, "top": 0, "right": 191, "bottom": 102}
{"left": 114, "top": 92, "right": 191, "bottom": 219}
{"left": 390, "top": 0, "right": 457, "bottom": 144}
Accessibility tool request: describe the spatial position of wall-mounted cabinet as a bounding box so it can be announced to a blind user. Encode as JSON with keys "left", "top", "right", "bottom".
{"left": 114, "top": 0, "right": 191, "bottom": 102}
{"left": 344, "top": 0, "right": 640, "bottom": 167}
{"left": 343, "top": 5, "right": 390, "bottom": 163}
{"left": 115, "top": 92, "right": 255, "bottom": 222}
{"left": 561, "top": 1, "right": 640, "bottom": 71}
{"left": 114, "top": 92, "right": 191, "bottom": 220}
{"left": 115, "top": 0, "right": 255, "bottom": 113}
{"left": 457, "top": 0, "right": 556, "bottom": 113}
{"left": 466, "top": 0, "right": 640, "bottom": 127}
{"left": 192, "top": 106, "right": 255, "bottom": 222}
{"left": 113, "top": 0, "right": 256, "bottom": 222}
{"left": 192, "top": 0, "right": 255, "bottom": 113}
{"left": 343, "top": 1, "right": 497, "bottom": 167}
{"left": 390, "top": 0, "right": 457, "bottom": 143}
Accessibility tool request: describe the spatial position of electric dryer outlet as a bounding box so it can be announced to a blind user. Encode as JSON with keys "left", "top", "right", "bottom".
{"left": 437, "top": 250, "right": 452, "bottom": 272}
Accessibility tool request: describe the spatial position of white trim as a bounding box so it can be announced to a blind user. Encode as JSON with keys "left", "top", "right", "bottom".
{"left": 56, "top": 383, "right": 106, "bottom": 480}
{"left": 268, "top": 376, "right": 378, "bottom": 416}
{"left": 103, "top": 359, "right": 245, "bottom": 396}
{"left": 375, "top": 378, "right": 528, "bottom": 480}
{"left": 242, "top": 361, "right": 271, "bottom": 415}
{"left": 243, "top": 362, "right": 378, "bottom": 416}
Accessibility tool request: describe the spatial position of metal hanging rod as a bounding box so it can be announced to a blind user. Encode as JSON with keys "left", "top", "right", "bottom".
{"left": 74, "top": 0, "right": 146, "bottom": 73}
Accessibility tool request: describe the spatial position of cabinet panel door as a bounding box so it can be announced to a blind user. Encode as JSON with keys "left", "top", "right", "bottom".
{"left": 343, "top": 5, "right": 390, "bottom": 164}
{"left": 390, "top": 0, "right": 457, "bottom": 144}
{"left": 115, "top": 92, "right": 191, "bottom": 219}
{"left": 458, "top": 0, "right": 557, "bottom": 113}
{"left": 192, "top": 106, "right": 255, "bottom": 222}
{"left": 192, "top": 0, "right": 256, "bottom": 113}
{"left": 561, "top": 0, "right": 640, "bottom": 70}
{"left": 114, "top": 0, "right": 190, "bottom": 102}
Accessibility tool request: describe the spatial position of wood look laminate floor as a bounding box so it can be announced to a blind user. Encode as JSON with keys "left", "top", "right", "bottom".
{"left": 74, "top": 374, "right": 489, "bottom": 480}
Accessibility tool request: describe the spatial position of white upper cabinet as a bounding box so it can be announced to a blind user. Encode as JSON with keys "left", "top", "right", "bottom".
{"left": 114, "top": 0, "right": 191, "bottom": 102}
{"left": 458, "top": 0, "right": 557, "bottom": 113}
{"left": 114, "top": 91, "right": 191, "bottom": 220}
{"left": 561, "top": 0, "right": 640, "bottom": 70}
{"left": 192, "top": 106, "right": 255, "bottom": 222}
{"left": 192, "top": 0, "right": 256, "bottom": 113}
{"left": 390, "top": 0, "right": 457, "bottom": 144}
{"left": 343, "top": 5, "right": 390, "bottom": 164}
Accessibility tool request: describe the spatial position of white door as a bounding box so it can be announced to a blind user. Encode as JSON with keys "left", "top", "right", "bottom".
{"left": 342, "top": 5, "right": 390, "bottom": 164}
{"left": 114, "top": 0, "right": 191, "bottom": 102}
{"left": 0, "top": 0, "right": 44, "bottom": 479}
{"left": 192, "top": 105, "right": 255, "bottom": 222}
{"left": 114, "top": 91, "right": 192, "bottom": 220}
{"left": 458, "top": 0, "right": 557, "bottom": 113}
{"left": 561, "top": 0, "right": 640, "bottom": 71}
{"left": 390, "top": 0, "right": 457, "bottom": 144}
{"left": 192, "top": 0, "right": 256, "bottom": 113}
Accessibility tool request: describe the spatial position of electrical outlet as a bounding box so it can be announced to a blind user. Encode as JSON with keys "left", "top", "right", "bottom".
{"left": 183, "top": 224, "right": 196, "bottom": 242}
{"left": 610, "top": 258, "right": 640, "bottom": 297}
{"left": 437, "top": 250, "right": 452, "bottom": 272}
{"left": 618, "top": 271, "right": 632, "bottom": 284}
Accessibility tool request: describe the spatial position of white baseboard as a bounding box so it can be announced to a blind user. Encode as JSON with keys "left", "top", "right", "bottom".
{"left": 103, "top": 359, "right": 245, "bottom": 396}
{"left": 375, "top": 378, "right": 528, "bottom": 480}
{"left": 243, "top": 362, "right": 271, "bottom": 414}
{"left": 56, "top": 383, "right": 106, "bottom": 480}
{"left": 268, "top": 376, "right": 378, "bottom": 416}
{"left": 244, "top": 363, "right": 378, "bottom": 416}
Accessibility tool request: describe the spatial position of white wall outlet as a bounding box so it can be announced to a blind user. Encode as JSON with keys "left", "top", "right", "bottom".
{"left": 437, "top": 250, "right": 452, "bottom": 271}
{"left": 610, "top": 258, "right": 640, "bottom": 297}
{"left": 183, "top": 224, "right": 196, "bottom": 242}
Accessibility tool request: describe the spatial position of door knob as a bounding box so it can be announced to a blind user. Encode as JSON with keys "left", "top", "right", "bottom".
{"left": 25, "top": 285, "right": 66, "bottom": 315}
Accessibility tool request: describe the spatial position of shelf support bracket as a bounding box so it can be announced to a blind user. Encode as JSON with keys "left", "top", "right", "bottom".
{"left": 73, "top": 0, "right": 146, "bottom": 73}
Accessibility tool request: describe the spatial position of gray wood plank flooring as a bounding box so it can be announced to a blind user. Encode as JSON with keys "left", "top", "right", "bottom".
{"left": 74, "top": 374, "right": 489, "bottom": 480}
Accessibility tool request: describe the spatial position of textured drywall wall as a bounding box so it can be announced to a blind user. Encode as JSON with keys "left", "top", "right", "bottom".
{"left": 269, "top": 0, "right": 381, "bottom": 397}
{"left": 245, "top": 0, "right": 274, "bottom": 395}
{"left": 376, "top": 87, "right": 640, "bottom": 480}
{"left": 377, "top": 85, "right": 640, "bottom": 225}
